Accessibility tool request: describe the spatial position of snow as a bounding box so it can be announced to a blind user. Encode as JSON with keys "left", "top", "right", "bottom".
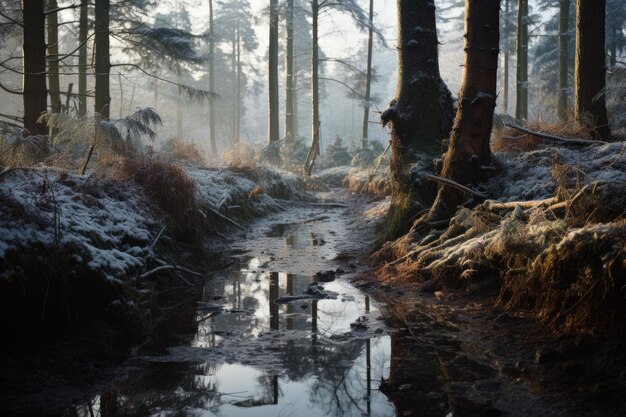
{"left": 0, "top": 169, "right": 157, "bottom": 281}
{"left": 484, "top": 141, "right": 626, "bottom": 202}
{"left": 0, "top": 164, "right": 307, "bottom": 282}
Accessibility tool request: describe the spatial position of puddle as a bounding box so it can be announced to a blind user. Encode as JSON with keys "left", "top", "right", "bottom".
{"left": 71, "top": 261, "right": 393, "bottom": 417}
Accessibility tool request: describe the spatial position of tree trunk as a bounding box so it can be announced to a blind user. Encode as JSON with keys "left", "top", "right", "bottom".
{"left": 236, "top": 26, "right": 241, "bottom": 145}
{"left": 609, "top": 24, "right": 617, "bottom": 67}
{"left": 284, "top": 0, "right": 295, "bottom": 144}
{"left": 311, "top": 0, "right": 320, "bottom": 157}
{"left": 381, "top": 0, "right": 454, "bottom": 240}
{"left": 231, "top": 38, "right": 237, "bottom": 149}
{"left": 176, "top": 63, "right": 183, "bottom": 138}
{"left": 361, "top": 0, "right": 374, "bottom": 150}
{"left": 293, "top": 72, "right": 299, "bottom": 140}
{"left": 557, "top": 0, "right": 570, "bottom": 122}
{"left": 94, "top": 0, "right": 110, "bottom": 118}
{"left": 22, "top": 0, "right": 48, "bottom": 135}
{"left": 78, "top": 0, "right": 88, "bottom": 117}
{"left": 575, "top": 0, "right": 610, "bottom": 140}
{"left": 503, "top": 0, "right": 509, "bottom": 114}
{"left": 46, "top": 0, "right": 60, "bottom": 114}
{"left": 428, "top": 0, "right": 499, "bottom": 221}
{"left": 515, "top": 0, "right": 528, "bottom": 122}
{"left": 208, "top": 0, "right": 217, "bottom": 156}
{"left": 268, "top": 0, "right": 280, "bottom": 145}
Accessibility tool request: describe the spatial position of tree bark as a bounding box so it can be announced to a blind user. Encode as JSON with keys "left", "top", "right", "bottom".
{"left": 78, "top": 0, "right": 88, "bottom": 117}
{"left": 22, "top": 0, "right": 48, "bottom": 135}
{"left": 515, "top": 0, "right": 528, "bottom": 122}
{"left": 381, "top": 0, "right": 454, "bottom": 240}
{"left": 557, "top": 0, "right": 570, "bottom": 122}
{"left": 268, "top": 0, "right": 280, "bottom": 145}
{"left": 428, "top": 0, "right": 500, "bottom": 221}
{"left": 311, "top": 0, "right": 320, "bottom": 157}
{"left": 46, "top": 0, "right": 60, "bottom": 114}
{"left": 361, "top": 0, "right": 374, "bottom": 150}
{"left": 575, "top": 0, "right": 610, "bottom": 140}
{"left": 208, "top": 0, "right": 217, "bottom": 156}
{"left": 94, "top": 0, "right": 110, "bottom": 118}
{"left": 284, "top": 0, "right": 295, "bottom": 144}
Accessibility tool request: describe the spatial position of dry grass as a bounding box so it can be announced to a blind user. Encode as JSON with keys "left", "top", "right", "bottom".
{"left": 491, "top": 118, "right": 592, "bottom": 153}
{"left": 164, "top": 138, "right": 206, "bottom": 165}
{"left": 119, "top": 154, "right": 203, "bottom": 244}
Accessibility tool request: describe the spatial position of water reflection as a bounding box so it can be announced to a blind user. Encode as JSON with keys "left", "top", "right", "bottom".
{"left": 73, "top": 261, "right": 394, "bottom": 417}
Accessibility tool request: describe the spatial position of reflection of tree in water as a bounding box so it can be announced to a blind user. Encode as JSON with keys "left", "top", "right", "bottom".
{"left": 74, "top": 361, "right": 222, "bottom": 417}
{"left": 306, "top": 338, "right": 371, "bottom": 416}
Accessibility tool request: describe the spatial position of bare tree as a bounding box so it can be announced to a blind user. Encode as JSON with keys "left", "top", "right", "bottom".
{"left": 94, "top": 0, "right": 110, "bottom": 118}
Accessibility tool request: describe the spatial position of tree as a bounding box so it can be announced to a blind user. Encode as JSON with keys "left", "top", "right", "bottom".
{"left": 516, "top": 0, "right": 529, "bottom": 122}
{"left": 501, "top": 0, "right": 515, "bottom": 114}
{"left": 214, "top": 0, "right": 257, "bottom": 150}
{"left": 306, "top": 0, "right": 378, "bottom": 173}
{"left": 23, "top": 0, "right": 48, "bottom": 135}
{"left": 575, "top": 0, "right": 610, "bottom": 140}
{"left": 46, "top": 0, "right": 61, "bottom": 114}
{"left": 557, "top": 0, "right": 570, "bottom": 121}
{"left": 78, "top": 0, "right": 88, "bottom": 117}
{"left": 268, "top": 0, "right": 279, "bottom": 146}
{"left": 94, "top": 0, "right": 110, "bottom": 118}
{"left": 380, "top": 0, "right": 454, "bottom": 239}
{"left": 606, "top": 0, "right": 626, "bottom": 67}
{"left": 428, "top": 0, "right": 500, "bottom": 221}
{"left": 208, "top": 0, "right": 216, "bottom": 156}
{"left": 360, "top": 0, "right": 373, "bottom": 150}
{"left": 284, "top": 0, "right": 295, "bottom": 144}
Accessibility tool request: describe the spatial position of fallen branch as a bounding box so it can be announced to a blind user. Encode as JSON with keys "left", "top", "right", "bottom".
{"left": 204, "top": 205, "right": 249, "bottom": 232}
{"left": 484, "top": 197, "right": 558, "bottom": 211}
{"left": 424, "top": 174, "right": 488, "bottom": 199}
{"left": 504, "top": 123, "right": 604, "bottom": 146}
{"left": 139, "top": 265, "right": 175, "bottom": 279}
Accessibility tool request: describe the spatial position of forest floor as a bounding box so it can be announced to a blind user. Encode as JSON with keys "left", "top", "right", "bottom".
{"left": 1, "top": 130, "right": 625, "bottom": 416}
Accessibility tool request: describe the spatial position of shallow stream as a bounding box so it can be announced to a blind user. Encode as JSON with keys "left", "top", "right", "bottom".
{"left": 72, "top": 195, "right": 396, "bottom": 417}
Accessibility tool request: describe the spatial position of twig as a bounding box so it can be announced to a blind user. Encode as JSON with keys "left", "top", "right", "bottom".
{"left": 368, "top": 142, "right": 391, "bottom": 181}
{"left": 504, "top": 123, "right": 604, "bottom": 146}
{"left": 149, "top": 226, "right": 167, "bottom": 251}
{"left": 204, "top": 205, "right": 249, "bottom": 232}
{"left": 424, "top": 174, "right": 488, "bottom": 199}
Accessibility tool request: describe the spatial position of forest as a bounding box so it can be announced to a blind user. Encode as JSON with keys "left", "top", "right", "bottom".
{"left": 1, "top": 0, "right": 625, "bottom": 416}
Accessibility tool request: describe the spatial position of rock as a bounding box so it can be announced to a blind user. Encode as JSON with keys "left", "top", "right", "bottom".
{"left": 315, "top": 270, "right": 336, "bottom": 282}
{"left": 350, "top": 315, "right": 369, "bottom": 331}
{"left": 335, "top": 268, "right": 345, "bottom": 274}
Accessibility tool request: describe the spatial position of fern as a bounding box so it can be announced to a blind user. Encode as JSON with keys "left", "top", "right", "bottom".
{"left": 37, "top": 108, "right": 163, "bottom": 174}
